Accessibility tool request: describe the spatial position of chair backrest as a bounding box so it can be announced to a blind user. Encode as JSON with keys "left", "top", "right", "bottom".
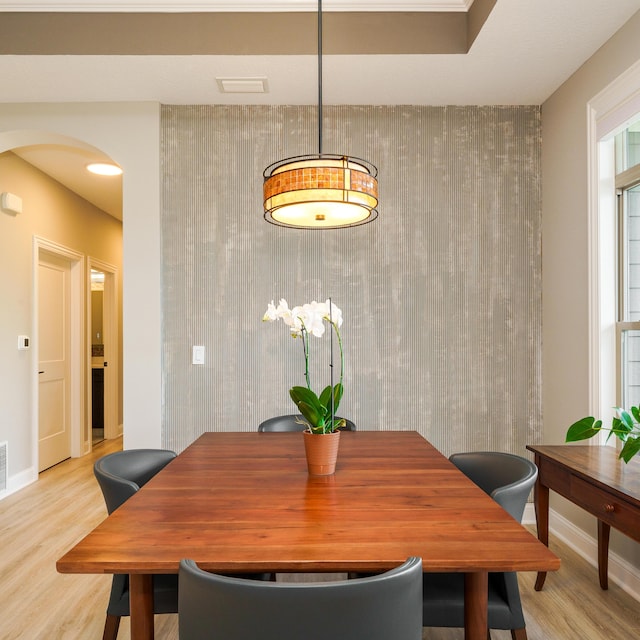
{"left": 179, "top": 556, "right": 422, "bottom": 640}
{"left": 94, "top": 449, "right": 177, "bottom": 514}
{"left": 258, "top": 414, "right": 356, "bottom": 432}
{"left": 449, "top": 451, "right": 537, "bottom": 522}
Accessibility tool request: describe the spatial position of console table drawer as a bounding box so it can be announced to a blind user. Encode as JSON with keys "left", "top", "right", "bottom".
{"left": 538, "top": 458, "right": 571, "bottom": 494}
{"left": 570, "top": 476, "right": 638, "bottom": 538}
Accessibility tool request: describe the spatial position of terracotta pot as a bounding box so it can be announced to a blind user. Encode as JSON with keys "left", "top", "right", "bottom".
{"left": 303, "top": 430, "right": 341, "bottom": 476}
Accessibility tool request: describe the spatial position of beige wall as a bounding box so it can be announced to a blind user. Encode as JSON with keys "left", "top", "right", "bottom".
{"left": 0, "top": 151, "right": 122, "bottom": 481}
{"left": 542, "top": 11, "right": 640, "bottom": 572}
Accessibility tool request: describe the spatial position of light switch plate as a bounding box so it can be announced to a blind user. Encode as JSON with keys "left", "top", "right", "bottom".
{"left": 192, "top": 345, "right": 205, "bottom": 365}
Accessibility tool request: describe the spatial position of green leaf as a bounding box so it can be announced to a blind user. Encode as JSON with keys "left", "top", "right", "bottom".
{"left": 318, "top": 385, "right": 333, "bottom": 408}
{"left": 289, "top": 383, "right": 345, "bottom": 432}
{"left": 620, "top": 436, "right": 640, "bottom": 463}
{"left": 566, "top": 417, "right": 602, "bottom": 442}
{"left": 318, "top": 383, "right": 343, "bottom": 417}
{"left": 332, "top": 383, "right": 343, "bottom": 411}
{"left": 567, "top": 406, "right": 640, "bottom": 462}
{"left": 617, "top": 408, "right": 635, "bottom": 430}
{"left": 296, "top": 401, "right": 325, "bottom": 429}
{"left": 289, "top": 386, "right": 322, "bottom": 411}
{"left": 612, "top": 416, "right": 632, "bottom": 439}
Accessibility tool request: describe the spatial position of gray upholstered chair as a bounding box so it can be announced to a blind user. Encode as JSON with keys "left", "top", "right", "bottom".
{"left": 94, "top": 449, "right": 179, "bottom": 640}
{"left": 422, "top": 451, "right": 538, "bottom": 640}
{"left": 178, "top": 556, "right": 423, "bottom": 640}
{"left": 258, "top": 414, "right": 356, "bottom": 432}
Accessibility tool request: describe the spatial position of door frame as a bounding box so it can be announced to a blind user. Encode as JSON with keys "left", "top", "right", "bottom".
{"left": 33, "top": 237, "right": 85, "bottom": 469}
{"left": 87, "top": 257, "right": 119, "bottom": 442}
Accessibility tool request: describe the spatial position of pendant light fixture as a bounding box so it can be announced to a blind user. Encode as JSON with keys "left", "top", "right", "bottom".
{"left": 263, "top": 0, "right": 378, "bottom": 229}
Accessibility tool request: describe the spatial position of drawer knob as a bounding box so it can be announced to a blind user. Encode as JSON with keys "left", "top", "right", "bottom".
{"left": 604, "top": 504, "right": 615, "bottom": 513}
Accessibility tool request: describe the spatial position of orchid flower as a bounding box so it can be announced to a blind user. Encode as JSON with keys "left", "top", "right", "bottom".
{"left": 263, "top": 298, "right": 345, "bottom": 434}
{"left": 323, "top": 298, "right": 343, "bottom": 328}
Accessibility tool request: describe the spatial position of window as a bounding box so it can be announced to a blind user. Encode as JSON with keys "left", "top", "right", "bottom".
{"left": 615, "top": 117, "right": 640, "bottom": 408}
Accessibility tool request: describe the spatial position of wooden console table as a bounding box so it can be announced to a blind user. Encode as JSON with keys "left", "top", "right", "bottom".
{"left": 526, "top": 444, "right": 640, "bottom": 591}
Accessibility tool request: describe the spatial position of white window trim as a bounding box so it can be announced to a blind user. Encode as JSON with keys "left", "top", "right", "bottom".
{"left": 587, "top": 59, "right": 640, "bottom": 433}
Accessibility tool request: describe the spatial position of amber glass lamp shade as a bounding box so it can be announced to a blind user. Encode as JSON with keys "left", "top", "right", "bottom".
{"left": 263, "top": 154, "right": 378, "bottom": 229}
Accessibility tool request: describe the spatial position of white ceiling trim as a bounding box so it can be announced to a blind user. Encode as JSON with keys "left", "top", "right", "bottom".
{"left": 0, "top": 0, "right": 473, "bottom": 12}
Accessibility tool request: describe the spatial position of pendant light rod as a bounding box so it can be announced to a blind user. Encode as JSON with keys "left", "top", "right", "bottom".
{"left": 262, "top": 0, "right": 379, "bottom": 229}
{"left": 329, "top": 295, "right": 334, "bottom": 428}
{"left": 317, "top": 0, "right": 323, "bottom": 156}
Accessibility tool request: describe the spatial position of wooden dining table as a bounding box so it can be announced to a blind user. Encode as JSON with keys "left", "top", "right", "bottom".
{"left": 57, "top": 430, "right": 560, "bottom": 640}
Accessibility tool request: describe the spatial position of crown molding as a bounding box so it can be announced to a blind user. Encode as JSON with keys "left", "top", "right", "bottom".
{"left": 0, "top": 0, "right": 473, "bottom": 12}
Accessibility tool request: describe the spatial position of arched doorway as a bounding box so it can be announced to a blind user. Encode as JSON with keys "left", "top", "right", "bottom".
{"left": 0, "top": 130, "right": 122, "bottom": 482}
{"left": 0, "top": 105, "right": 162, "bottom": 497}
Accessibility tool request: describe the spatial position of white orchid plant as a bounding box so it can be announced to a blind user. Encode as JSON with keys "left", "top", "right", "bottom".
{"left": 263, "top": 298, "right": 345, "bottom": 434}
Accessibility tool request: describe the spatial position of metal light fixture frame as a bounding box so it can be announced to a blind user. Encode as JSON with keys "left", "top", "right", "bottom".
{"left": 263, "top": 0, "right": 379, "bottom": 229}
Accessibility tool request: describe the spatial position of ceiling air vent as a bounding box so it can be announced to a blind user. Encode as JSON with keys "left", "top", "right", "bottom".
{"left": 216, "top": 77, "right": 269, "bottom": 94}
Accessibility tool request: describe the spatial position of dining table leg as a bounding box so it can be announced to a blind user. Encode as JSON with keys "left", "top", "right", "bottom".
{"left": 129, "top": 574, "right": 154, "bottom": 640}
{"left": 533, "top": 469, "right": 549, "bottom": 591}
{"left": 464, "top": 571, "right": 488, "bottom": 640}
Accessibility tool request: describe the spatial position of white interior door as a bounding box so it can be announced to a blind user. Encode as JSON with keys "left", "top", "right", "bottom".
{"left": 38, "top": 251, "right": 72, "bottom": 471}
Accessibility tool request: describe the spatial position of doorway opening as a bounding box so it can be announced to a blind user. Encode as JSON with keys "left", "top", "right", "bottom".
{"left": 88, "top": 260, "right": 119, "bottom": 447}
{"left": 0, "top": 126, "right": 129, "bottom": 495}
{"left": 90, "top": 269, "right": 105, "bottom": 445}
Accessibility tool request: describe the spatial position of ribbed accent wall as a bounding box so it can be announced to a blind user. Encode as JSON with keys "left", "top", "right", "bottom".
{"left": 161, "top": 105, "right": 541, "bottom": 456}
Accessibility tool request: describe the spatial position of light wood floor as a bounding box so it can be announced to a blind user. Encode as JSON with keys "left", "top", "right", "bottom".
{"left": 1, "top": 437, "right": 639, "bottom": 640}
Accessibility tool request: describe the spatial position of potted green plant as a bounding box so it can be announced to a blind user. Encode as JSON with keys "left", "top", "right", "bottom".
{"left": 263, "top": 298, "right": 345, "bottom": 475}
{"left": 565, "top": 406, "right": 640, "bottom": 462}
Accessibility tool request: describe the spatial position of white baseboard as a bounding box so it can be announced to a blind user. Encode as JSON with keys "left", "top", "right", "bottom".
{"left": 522, "top": 502, "right": 537, "bottom": 526}
{"left": 523, "top": 504, "right": 640, "bottom": 603}
{"left": 0, "top": 465, "right": 37, "bottom": 501}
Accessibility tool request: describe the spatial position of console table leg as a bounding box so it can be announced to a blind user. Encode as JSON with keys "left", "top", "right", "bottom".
{"left": 597, "top": 519, "right": 610, "bottom": 590}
